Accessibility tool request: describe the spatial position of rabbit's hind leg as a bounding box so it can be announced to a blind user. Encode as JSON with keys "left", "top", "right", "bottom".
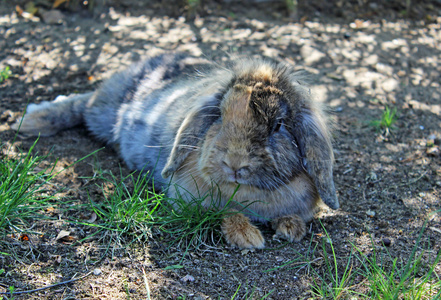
{"left": 11, "top": 92, "right": 93, "bottom": 137}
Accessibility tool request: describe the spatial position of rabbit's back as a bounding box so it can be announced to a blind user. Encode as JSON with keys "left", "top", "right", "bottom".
{"left": 84, "top": 53, "right": 229, "bottom": 184}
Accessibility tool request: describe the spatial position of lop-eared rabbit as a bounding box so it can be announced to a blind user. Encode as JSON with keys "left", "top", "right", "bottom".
{"left": 13, "top": 52, "right": 339, "bottom": 249}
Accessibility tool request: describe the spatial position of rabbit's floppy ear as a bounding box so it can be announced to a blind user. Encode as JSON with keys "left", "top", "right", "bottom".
{"left": 293, "top": 106, "right": 339, "bottom": 210}
{"left": 161, "top": 93, "right": 222, "bottom": 179}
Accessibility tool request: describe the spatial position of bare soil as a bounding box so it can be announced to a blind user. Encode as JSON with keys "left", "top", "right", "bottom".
{"left": 1, "top": 0, "right": 440, "bottom": 299}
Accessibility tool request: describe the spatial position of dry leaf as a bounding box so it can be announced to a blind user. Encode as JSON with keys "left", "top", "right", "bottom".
{"left": 180, "top": 274, "right": 195, "bottom": 282}
{"left": 88, "top": 212, "right": 97, "bottom": 223}
{"left": 55, "top": 230, "right": 71, "bottom": 241}
{"left": 53, "top": 0, "right": 69, "bottom": 8}
{"left": 19, "top": 234, "right": 30, "bottom": 242}
{"left": 53, "top": 255, "right": 62, "bottom": 264}
{"left": 430, "top": 227, "right": 441, "bottom": 234}
{"left": 16, "top": 5, "right": 24, "bottom": 15}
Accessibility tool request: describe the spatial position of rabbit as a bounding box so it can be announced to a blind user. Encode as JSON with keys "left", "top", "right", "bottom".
{"left": 12, "top": 52, "right": 339, "bottom": 249}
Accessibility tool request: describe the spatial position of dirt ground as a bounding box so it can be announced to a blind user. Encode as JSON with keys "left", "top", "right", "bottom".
{"left": 1, "top": 0, "right": 440, "bottom": 299}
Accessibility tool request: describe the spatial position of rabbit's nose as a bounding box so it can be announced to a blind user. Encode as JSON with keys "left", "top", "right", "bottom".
{"left": 221, "top": 160, "right": 250, "bottom": 182}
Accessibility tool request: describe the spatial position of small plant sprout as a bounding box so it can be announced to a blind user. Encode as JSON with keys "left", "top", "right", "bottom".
{"left": 371, "top": 106, "right": 398, "bottom": 135}
{"left": 0, "top": 66, "right": 12, "bottom": 83}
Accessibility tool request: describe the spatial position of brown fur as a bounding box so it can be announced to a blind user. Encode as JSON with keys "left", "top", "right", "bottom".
{"left": 13, "top": 53, "right": 338, "bottom": 249}
{"left": 271, "top": 215, "right": 307, "bottom": 242}
{"left": 221, "top": 212, "right": 265, "bottom": 249}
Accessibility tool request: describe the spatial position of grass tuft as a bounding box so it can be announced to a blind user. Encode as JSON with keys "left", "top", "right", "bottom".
{"left": 75, "top": 169, "right": 236, "bottom": 259}
{"left": 81, "top": 169, "right": 160, "bottom": 240}
{"left": 355, "top": 217, "right": 441, "bottom": 299}
{"left": 0, "top": 66, "right": 12, "bottom": 83}
{"left": 370, "top": 106, "right": 398, "bottom": 134}
{"left": 0, "top": 139, "right": 57, "bottom": 236}
{"left": 264, "top": 218, "right": 440, "bottom": 299}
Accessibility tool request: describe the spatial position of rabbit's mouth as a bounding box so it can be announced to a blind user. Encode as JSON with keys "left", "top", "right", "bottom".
{"left": 218, "top": 171, "right": 292, "bottom": 192}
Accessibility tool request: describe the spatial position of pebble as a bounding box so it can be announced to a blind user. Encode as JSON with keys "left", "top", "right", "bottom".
{"left": 426, "top": 146, "right": 440, "bottom": 156}
{"left": 382, "top": 238, "right": 391, "bottom": 247}
{"left": 366, "top": 210, "right": 376, "bottom": 217}
{"left": 93, "top": 268, "right": 102, "bottom": 276}
{"left": 300, "top": 45, "right": 325, "bottom": 65}
{"left": 180, "top": 274, "right": 195, "bottom": 282}
{"left": 40, "top": 9, "right": 65, "bottom": 24}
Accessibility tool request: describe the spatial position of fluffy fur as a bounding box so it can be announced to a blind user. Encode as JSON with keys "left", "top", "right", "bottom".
{"left": 12, "top": 52, "right": 339, "bottom": 249}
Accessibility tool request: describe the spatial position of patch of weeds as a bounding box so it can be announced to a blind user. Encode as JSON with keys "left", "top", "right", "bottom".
{"left": 0, "top": 139, "right": 56, "bottom": 236}
{"left": 78, "top": 170, "right": 244, "bottom": 260}
{"left": 0, "top": 285, "right": 16, "bottom": 300}
{"left": 187, "top": 0, "right": 200, "bottom": 9}
{"left": 231, "top": 283, "right": 274, "bottom": 299}
{"left": 155, "top": 184, "right": 236, "bottom": 251}
{"left": 310, "top": 222, "right": 361, "bottom": 299}
{"left": 1, "top": 133, "right": 100, "bottom": 239}
{"left": 370, "top": 106, "right": 398, "bottom": 134}
{"left": 285, "top": 0, "right": 298, "bottom": 15}
{"left": 264, "top": 230, "right": 358, "bottom": 298}
{"left": 264, "top": 218, "right": 440, "bottom": 299}
{"left": 355, "top": 218, "right": 441, "bottom": 299}
{"left": 0, "top": 66, "right": 11, "bottom": 83}
{"left": 75, "top": 169, "right": 161, "bottom": 252}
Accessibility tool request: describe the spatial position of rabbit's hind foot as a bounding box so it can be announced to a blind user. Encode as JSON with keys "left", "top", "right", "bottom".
{"left": 11, "top": 93, "right": 91, "bottom": 137}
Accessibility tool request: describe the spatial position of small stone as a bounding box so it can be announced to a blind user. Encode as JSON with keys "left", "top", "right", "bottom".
{"left": 180, "top": 274, "right": 195, "bottom": 282}
{"left": 366, "top": 210, "right": 375, "bottom": 218}
{"left": 40, "top": 9, "right": 65, "bottom": 25}
{"left": 300, "top": 45, "right": 325, "bottom": 65}
{"left": 382, "top": 238, "right": 391, "bottom": 247}
{"left": 369, "top": 2, "right": 379, "bottom": 9}
{"left": 381, "top": 78, "right": 398, "bottom": 92}
{"left": 426, "top": 146, "right": 440, "bottom": 156}
{"left": 93, "top": 268, "right": 102, "bottom": 276}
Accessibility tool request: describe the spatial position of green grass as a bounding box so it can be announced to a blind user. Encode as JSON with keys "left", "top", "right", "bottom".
{"left": 76, "top": 169, "right": 160, "bottom": 244}
{"left": 354, "top": 221, "right": 441, "bottom": 300}
{"left": 371, "top": 106, "right": 398, "bottom": 134}
{"left": 2, "top": 139, "right": 440, "bottom": 299}
{"left": 0, "top": 66, "right": 11, "bottom": 83}
{"left": 0, "top": 139, "right": 57, "bottom": 236}
{"left": 265, "top": 219, "right": 441, "bottom": 299}
{"left": 73, "top": 168, "right": 235, "bottom": 261}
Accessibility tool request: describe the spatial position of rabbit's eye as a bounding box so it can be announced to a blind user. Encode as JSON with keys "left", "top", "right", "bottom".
{"left": 273, "top": 120, "right": 283, "bottom": 133}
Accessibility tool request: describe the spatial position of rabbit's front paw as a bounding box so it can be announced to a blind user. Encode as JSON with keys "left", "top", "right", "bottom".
{"left": 271, "top": 215, "right": 306, "bottom": 242}
{"left": 221, "top": 213, "right": 265, "bottom": 249}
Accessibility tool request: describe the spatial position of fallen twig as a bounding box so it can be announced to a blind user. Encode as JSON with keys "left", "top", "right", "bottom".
{"left": 141, "top": 267, "right": 151, "bottom": 300}
{"left": 0, "top": 271, "right": 93, "bottom": 296}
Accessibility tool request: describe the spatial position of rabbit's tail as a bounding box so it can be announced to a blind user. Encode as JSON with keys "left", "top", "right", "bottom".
{"left": 11, "top": 92, "right": 93, "bottom": 137}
